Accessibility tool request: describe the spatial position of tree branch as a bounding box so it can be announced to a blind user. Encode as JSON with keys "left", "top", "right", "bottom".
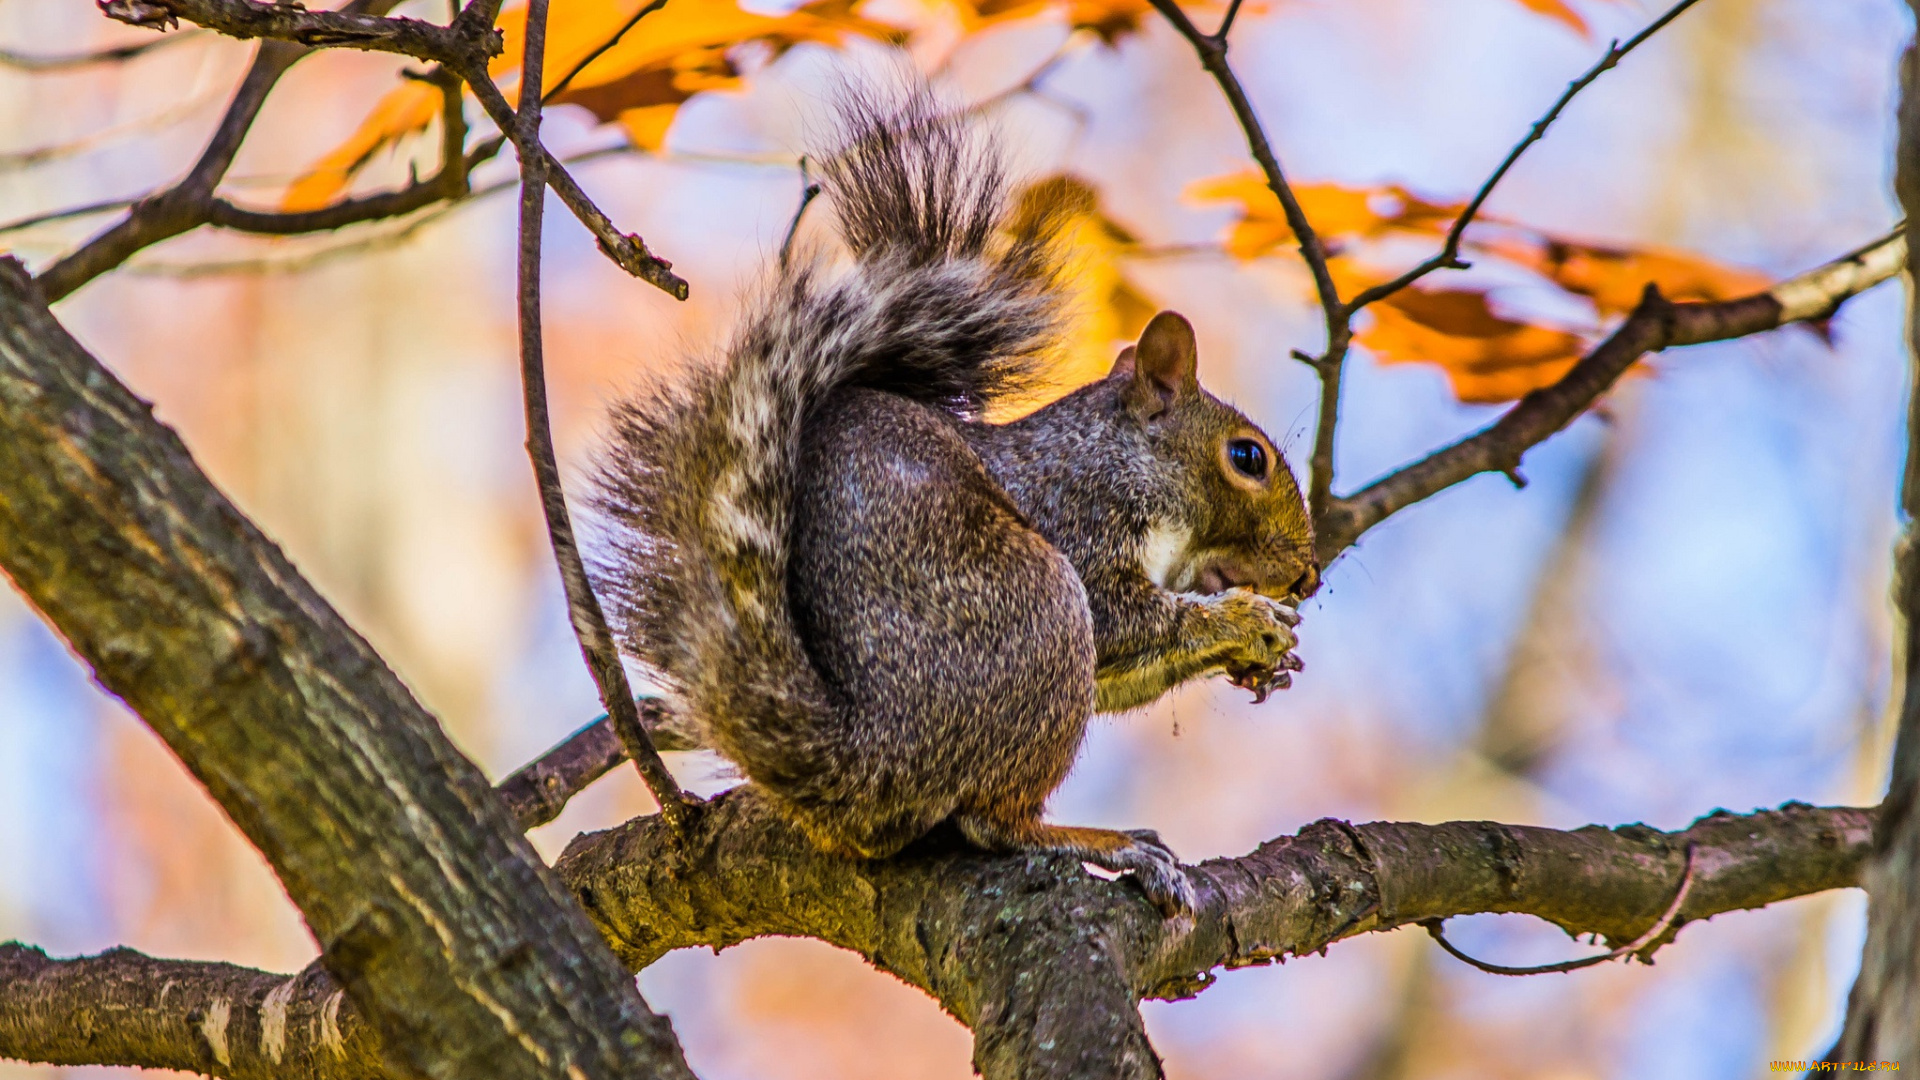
{"left": 462, "top": 68, "right": 688, "bottom": 297}
{"left": 34, "top": 38, "right": 307, "bottom": 301}
{"left": 0, "top": 257, "right": 695, "bottom": 1080}
{"left": 1314, "top": 228, "right": 1906, "bottom": 563}
{"left": 1342, "top": 0, "right": 1704, "bottom": 313}
{"left": 497, "top": 700, "right": 697, "bottom": 831}
{"left": 0, "top": 29, "right": 208, "bottom": 71}
{"left": 7, "top": 799, "right": 1863, "bottom": 1078}
{"left": 98, "top": 0, "right": 487, "bottom": 66}
{"left": 1146, "top": 0, "right": 1351, "bottom": 519}
{"left": 511, "top": 0, "right": 690, "bottom": 829}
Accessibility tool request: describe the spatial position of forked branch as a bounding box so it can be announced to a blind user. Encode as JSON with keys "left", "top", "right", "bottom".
{"left": 1150, "top": 0, "right": 1707, "bottom": 536}
{"left": 1315, "top": 228, "right": 1906, "bottom": 562}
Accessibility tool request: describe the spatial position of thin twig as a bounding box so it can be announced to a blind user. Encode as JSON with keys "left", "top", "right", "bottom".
{"left": 1146, "top": 0, "right": 1338, "bottom": 326}
{"left": 0, "top": 29, "right": 207, "bottom": 71}
{"left": 1213, "top": 0, "right": 1246, "bottom": 39}
{"left": 1146, "top": 0, "right": 1349, "bottom": 526}
{"left": 1343, "top": 0, "right": 1704, "bottom": 314}
{"left": 495, "top": 700, "right": 700, "bottom": 830}
{"left": 34, "top": 39, "right": 307, "bottom": 301}
{"left": 462, "top": 70, "right": 688, "bottom": 297}
{"left": 1421, "top": 843, "right": 1697, "bottom": 975}
{"left": 542, "top": 0, "right": 670, "bottom": 104}
{"left": 779, "top": 158, "right": 820, "bottom": 270}
{"left": 34, "top": 0, "right": 421, "bottom": 301}
{"left": 511, "top": 0, "right": 692, "bottom": 833}
{"left": 0, "top": 199, "right": 141, "bottom": 237}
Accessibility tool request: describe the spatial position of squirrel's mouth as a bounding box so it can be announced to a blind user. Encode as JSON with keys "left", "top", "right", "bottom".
{"left": 1193, "top": 559, "right": 1318, "bottom": 601}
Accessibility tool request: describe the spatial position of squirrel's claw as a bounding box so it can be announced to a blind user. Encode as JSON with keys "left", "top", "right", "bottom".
{"left": 1115, "top": 829, "right": 1196, "bottom": 921}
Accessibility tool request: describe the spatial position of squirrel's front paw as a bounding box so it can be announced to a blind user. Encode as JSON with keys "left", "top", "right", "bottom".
{"left": 1211, "top": 589, "right": 1302, "bottom": 703}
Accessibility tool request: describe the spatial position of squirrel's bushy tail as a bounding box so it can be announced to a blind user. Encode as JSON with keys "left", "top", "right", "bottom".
{"left": 592, "top": 91, "right": 1070, "bottom": 820}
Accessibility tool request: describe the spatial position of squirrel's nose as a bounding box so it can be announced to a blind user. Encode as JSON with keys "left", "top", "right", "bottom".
{"left": 1287, "top": 563, "right": 1319, "bottom": 600}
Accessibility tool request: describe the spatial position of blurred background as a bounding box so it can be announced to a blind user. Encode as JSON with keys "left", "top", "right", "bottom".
{"left": 0, "top": 0, "right": 1909, "bottom": 1076}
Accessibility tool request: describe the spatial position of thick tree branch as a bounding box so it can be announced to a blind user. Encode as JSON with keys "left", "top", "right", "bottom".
{"left": 0, "top": 946, "right": 380, "bottom": 1077}
{"left": 0, "top": 258, "right": 695, "bottom": 1080}
{"left": 1315, "top": 229, "right": 1906, "bottom": 564}
{"left": 1831, "top": 28, "right": 1920, "bottom": 1061}
{"left": 6, "top": 799, "right": 1861, "bottom": 1079}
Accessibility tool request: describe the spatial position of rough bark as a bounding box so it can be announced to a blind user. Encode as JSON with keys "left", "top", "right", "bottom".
{"left": 0, "top": 258, "right": 693, "bottom": 1080}
{"left": 3, "top": 796, "right": 1869, "bottom": 1080}
{"left": 1831, "top": 28, "right": 1920, "bottom": 1061}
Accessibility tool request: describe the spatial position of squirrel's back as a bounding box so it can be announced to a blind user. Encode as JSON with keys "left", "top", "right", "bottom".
{"left": 592, "top": 92, "right": 1075, "bottom": 843}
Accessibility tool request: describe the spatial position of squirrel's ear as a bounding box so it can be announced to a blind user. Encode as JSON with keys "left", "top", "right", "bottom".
{"left": 1106, "top": 345, "right": 1137, "bottom": 381}
{"left": 1125, "top": 311, "right": 1199, "bottom": 417}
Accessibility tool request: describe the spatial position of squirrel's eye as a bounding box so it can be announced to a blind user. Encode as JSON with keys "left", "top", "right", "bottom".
{"left": 1227, "top": 439, "right": 1268, "bottom": 480}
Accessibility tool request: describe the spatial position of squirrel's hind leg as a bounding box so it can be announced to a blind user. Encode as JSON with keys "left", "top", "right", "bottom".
{"left": 952, "top": 812, "right": 1196, "bottom": 919}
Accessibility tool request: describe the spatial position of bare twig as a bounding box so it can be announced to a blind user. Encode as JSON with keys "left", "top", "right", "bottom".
{"left": 1421, "top": 842, "right": 1697, "bottom": 976}
{"left": 1344, "top": 0, "right": 1705, "bottom": 314}
{"left": 1147, "top": 0, "right": 1337, "bottom": 325}
{"left": 779, "top": 158, "right": 820, "bottom": 269}
{"left": 0, "top": 198, "right": 140, "bottom": 236}
{"left": 495, "top": 700, "right": 700, "bottom": 829}
{"left": 35, "top": 0, "right": 436, "bottom": 300}
{"left": 98, "top": 0, "right": 489, "bottom": 67}
{"left": 0, "top": 29, "right": 207, "bottom": 71}
{"left": 204, "top": 72, "right": 487, "bottom": 234}
{"left": 462, "top": 70, "right": 688, "bottom": 297}
{"left": 1146, "top": 0, "right": 1350, "bottom": 523}
{"left": 1315, "top": 228, "right": 1906, "bottom": 563}
{"left": 510, "top": 0, "right": 691, "bottom": 833}
{"left": 34, "top": 38, "right": 307, "bottom": 301}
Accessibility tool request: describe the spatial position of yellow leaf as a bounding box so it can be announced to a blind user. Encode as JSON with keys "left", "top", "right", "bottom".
{"left": 280, "top": 79, "right": 440, "bottom": 212}
{"left": 989, "top": 175, "right": 1156, "bottom": 418}
{"left": 617, "top": 103, "right": 680, "bottom": 150}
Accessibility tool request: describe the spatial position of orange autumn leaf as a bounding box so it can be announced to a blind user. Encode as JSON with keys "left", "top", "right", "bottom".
{"left": 281, "top": 79, "right": 442, "bottom": 212}
{"left": 1493, "top": 237, "right": 1773, "bottom": 318}
{"left": 1359, "top": 286, "right": 1587, "bottom": 404}
{"left": 955, "top": 0, "right": 1160, "bottom": 42}
{"left": 1186, "top": 171, "right": 1461, "bottom": 259}
{"left": 284, "top": 0, "right": 901, "bottom": 209}
{"left": 1511, "top": 0, "right": 1589, "bottom": 36}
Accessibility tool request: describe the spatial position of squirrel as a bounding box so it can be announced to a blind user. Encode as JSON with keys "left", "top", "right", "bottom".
{"left": 591, "top": 92, "right": 1317, "bottom": 917}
